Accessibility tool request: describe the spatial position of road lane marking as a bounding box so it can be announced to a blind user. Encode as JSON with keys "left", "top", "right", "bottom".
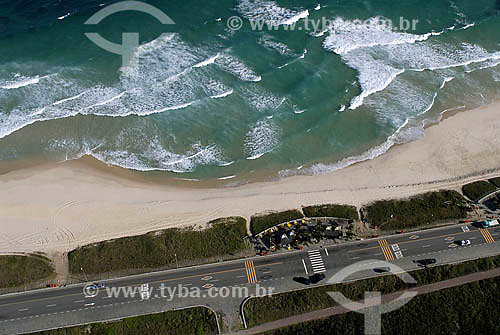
{"left": 422, "top": 245, "right": 431, "bottom": 248}
{"left": 308, "top": 250, "right": 326, "bottom": 273}
{"left": 480, "top": 228, "right": 495, "bottom": 243}
{"left": 462, "top": 226, "right": 470, "bottom": 232}
{"left": 350, "top": 229, "right": 479, "bottom": 253}
{"left": 18, "top": 308, "right": 28, "bottom": 312}
{"left": 325, "top": 248, "right": 329, "bottom": 256}
{"left": 0, "top": 260, "right": 283, "bottom": 309}
{"left": 302, "top": 259, "right": 308, "bottom": 275}
{"left": 378, "top": 240, "right": 394, "bottom": 261}
{"left": 84, "top": 303, "right": 95, "bottom": 307}
{"left": 46, "top": 304, "right": 56, "bottom": 307}
{"left": 244, "top": 260, "right": 258, "bottom": 283}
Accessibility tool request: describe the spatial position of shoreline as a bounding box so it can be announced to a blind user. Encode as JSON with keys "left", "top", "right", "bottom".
{"left": 1, "top": 102, "right": 500, "bottom": 254}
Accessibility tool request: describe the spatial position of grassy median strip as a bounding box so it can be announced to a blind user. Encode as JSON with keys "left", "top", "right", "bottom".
{"left": 244, "top": 254, "right": 500, "bottom": 327}
{"left": 28, "top": 306, "right": 218, "bottom": 335}
{"left": 302, "top": 204, "right": 358, "bottom": 221}
{"left": 362, "top": 190, "right": 468, "bottom": 231}
{"left": 0, "top": 254, "right": 54, "bottom": 288}
{"left": 69, "top": 216, "right": 247, "bottom": 275}
{"left": 462, "top": 180, "right": 498, "bottom": 202}
{"left": 250, "top": 210, "right": 304, "bottom": 235}
{"left": 261, "top": 275, "right": 500, "bottom": 335}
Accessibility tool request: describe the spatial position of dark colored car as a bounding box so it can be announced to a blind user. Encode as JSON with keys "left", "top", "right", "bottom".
{"left": 293, "top": 276, "right": 311, "bottom": 285}
{"left": 309, "top": 273, "right": 326, "bottom": 284}
{"left": 373, "top": 267, "right": 391, "bottom": 273}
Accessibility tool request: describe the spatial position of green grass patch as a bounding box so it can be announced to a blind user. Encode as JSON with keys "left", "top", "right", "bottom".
{"left": 302, "top": 204, "right": 359, "bottom": 221}
{"left": 489, "top": 177, "right": 500, "bottom": 188}
{"left": 0, "top": 255, "right": 54, "bottom": 288}
{"left": 363, "top": 190, "right": 468, "bottom": 231}
{"left": 250, "top": 210, "right": 304, "bottom": 235}
{"left": 262, "top": 276, "right": 500, "bottom": 335}
{"left": 69, "top": 216, "right": 247, "bottom": 275}
{"left": 30, "top": 306, "right": 218, "bottom": 335}
{"left": 462, "top": 180, "right": 497, "bottom": 202}
{"left": 245, "top": 253, "right": 500, "bottom": 327}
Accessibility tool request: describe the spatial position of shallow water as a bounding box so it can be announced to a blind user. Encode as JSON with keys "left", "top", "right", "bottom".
{"left": 0, "top": 0, "right": 499, "bottom": 180}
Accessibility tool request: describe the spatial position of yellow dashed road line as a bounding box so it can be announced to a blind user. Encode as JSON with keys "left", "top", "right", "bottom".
{"left": 378, "top": 239, "right": 394, "bottom": 261}
{"left": 244, "top": 260, "right": 258, "bottom": 283}
{"left": 480, "top": 228, "right": 495, "bottom": 244}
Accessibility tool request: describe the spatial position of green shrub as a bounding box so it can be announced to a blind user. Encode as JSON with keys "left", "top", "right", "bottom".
{"left": 32, "top": 307, "right": 218, "bottom": 335}
{"left": 0, "top": 255, "right": 54, "bottom": 288}
{"left": 69, "top": 217, "right": 247, "bottom": 275}
{"left": 302, "top": 204, "right": 359, "bottom": 221}
{"left": 250, "top": 210, "right": 304, "bottom": 235}
{"left": 245, "top": 254, "right": 500, "bottom": 327}
{"left": 462, "top": 181, "right": 497, "bottom": 202}
{"left": 363, "top": 190, "right": 468, "bottom": 230}
{"left": 488, "top": 177, "right": 500, "bottom": 188}
{"left": 263, "top": 276, "right": 500, "bottom": 335}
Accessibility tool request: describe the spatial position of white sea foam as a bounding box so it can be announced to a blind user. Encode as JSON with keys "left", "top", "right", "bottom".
{"left": 210, "top": 89, "right": 234, "bottom": 99}
{"left": 259, "top": 35, "right": 294, "bottom": 56}
{"left": 440, "top": 77, "right": 454, "bottom": 89}
{"left": 58, "top": 13, "right": 71, "bottom": 20}
{"left": 218, "top": 161, "right": 235, "bottom": 167}
{"left": 339, "top": 105, "right": 346, "bottom": 112}
{"left": 193, "top": 54, "right": 220, "bottom": 68}
{"left": 218, "top": 175, "right": 236, "bottom": 180}
{"left": 314, "top": 4, "right": 321, "bottom": 10}
{"left": 0, "top": 75, "right": 50, "bottom": 90}
{"left": 244, "top": 119, "right": 280, "bottom": 160}
{"left": 215, "top": 54, "right": 262, "bottom": 82}
{"left": 52, "top": 92, "right": 85, "bottom": 105}
{"left": 151, "top": 101, "right": 195, "bottom": 114}
{"left": 236, "top": 0, "right": 309, "bottom": 26}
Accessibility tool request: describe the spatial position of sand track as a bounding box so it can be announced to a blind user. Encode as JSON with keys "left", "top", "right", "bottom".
{"left": 1, "top": 103, "right": 500, "bottom": 253}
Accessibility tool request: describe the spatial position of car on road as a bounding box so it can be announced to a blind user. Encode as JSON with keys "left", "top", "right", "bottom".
{"left": 293, "top": 276, "right": 311, "bottom": 285}
{"left": 89, "top": 283, "right": 105, "bottom": 289}
{"left": 373, "top": 267, "right": 391, "bottom": 273}
{"left": 309, "top": 273, "right": 326, "bottom": 284}
{"left": 456, "top": 239, "right": 471, "bottom": 246}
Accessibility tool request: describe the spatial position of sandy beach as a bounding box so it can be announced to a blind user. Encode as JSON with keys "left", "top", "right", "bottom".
{"left": 1, "top": 102, "right": 500, "bottom": 254}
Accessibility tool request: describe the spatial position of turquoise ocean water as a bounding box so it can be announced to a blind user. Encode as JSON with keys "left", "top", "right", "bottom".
{"left": 0, "top": 0, "right": 499, "bottom": 181}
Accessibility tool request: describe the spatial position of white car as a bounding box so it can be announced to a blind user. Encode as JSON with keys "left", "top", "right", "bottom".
{"left": 456, "top": 239, "right": 471, "bottom": 246}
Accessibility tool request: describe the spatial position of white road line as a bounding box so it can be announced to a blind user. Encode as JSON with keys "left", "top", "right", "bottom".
{"left": 18, "top": 309, "right": 28, "bottom": 312}
{"left": 302, "top": 258, "right": 308, "bottom": 275}
{"left": 351, "top": 256, "right": 361, "bottom": 259}
{"left": 84, "top": 303, "right": 95, "bottom": 307}
{"left": 325, "top": 248, "right": 329, "bottom": 256}
{"left": 74, "top": 300, "right": 84, "bottom": 303}
{"left": 422, "top": 245, "right": 431, "bottom": 248}
{"left": 46, "top": 304, "right": 56, "bottom": 307}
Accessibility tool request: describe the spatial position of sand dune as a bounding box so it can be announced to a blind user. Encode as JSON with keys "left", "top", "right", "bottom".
{"left": 1, "top": 102, "right": 500, "bottom": 253}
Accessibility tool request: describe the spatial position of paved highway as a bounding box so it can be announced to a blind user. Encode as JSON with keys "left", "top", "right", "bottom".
{"left": 1, "top": 223, "right": 500, "bottom": 334}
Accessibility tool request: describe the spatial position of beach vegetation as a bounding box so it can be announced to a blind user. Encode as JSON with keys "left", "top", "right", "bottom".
{"left": 30, "top": 306, "right": 218, "bottom": 335}
{"left": 462, "top": 180, "right": 497, "bottom": 202}
{"left": 362, "top": 190, "right": 468, "bottom": 230}
{"left": 489, "top": 177, "right": 500, "bottom": 188}
{"left": 250, "top": 210, "right": 304, "bottom": 235}
{"left": 0, "top": 254, "right": 54, "bottom": 288}
{"left": 261, "top": 276, "right": 500, "bottom": 335}
{"left": 302, "top": 204, "right": 359, "bottom": 221}
{"left": 68, "top": 216, "right": 248, "bottom": 275}
{"left": 244, "top": 254, "right": 500, "bottom": 327}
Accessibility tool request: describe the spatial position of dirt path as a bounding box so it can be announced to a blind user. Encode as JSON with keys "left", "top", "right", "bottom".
{"left": 238, "top": 267, "right": 500, "bottom": 334}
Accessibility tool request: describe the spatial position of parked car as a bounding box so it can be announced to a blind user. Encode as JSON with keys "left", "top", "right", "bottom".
{"left": 373, "top": 267, "right": 391, "bottom": 273}
{"left": 456, "top": 239, "right": 471, "bottom": 246}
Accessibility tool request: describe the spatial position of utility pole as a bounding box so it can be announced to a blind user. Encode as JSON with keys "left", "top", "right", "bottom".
{"left": 174, "top": 253, "right": 179, "bottom": 269}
